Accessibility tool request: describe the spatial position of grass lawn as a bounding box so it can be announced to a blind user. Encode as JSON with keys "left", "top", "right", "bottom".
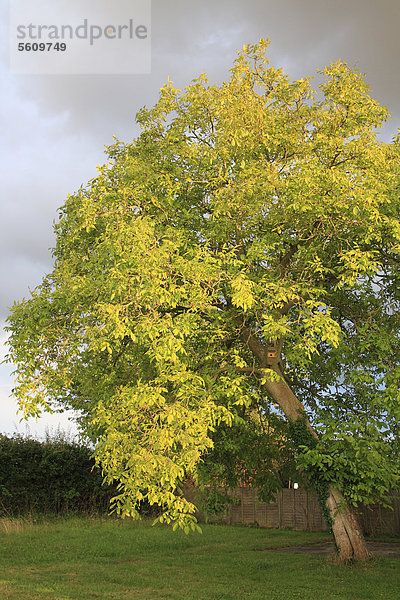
{"left": 0, "top": 516, "right": 398, "bottom": 600}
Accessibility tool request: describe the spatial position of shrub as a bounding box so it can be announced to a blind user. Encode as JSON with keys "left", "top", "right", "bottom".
{"left": 0, "top": 433, "right": 115, "bottom": 516}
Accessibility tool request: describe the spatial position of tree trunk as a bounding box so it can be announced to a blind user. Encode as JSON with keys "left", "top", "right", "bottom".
{"left": 240, "top": 328, "right": 370, "bottom": 561}
{"left": 326, "top": 487, "right": 370, "bottom": 561}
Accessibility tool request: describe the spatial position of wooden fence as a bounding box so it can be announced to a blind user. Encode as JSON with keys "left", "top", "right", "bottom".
{"left": 223, "top": 487, "right": 328, "bottom": 531}
{"left": 357, "top": 498, "right": 400, "bottom": 537}
{"left": 193, "top": 486, "right": 400, "bottom": 536}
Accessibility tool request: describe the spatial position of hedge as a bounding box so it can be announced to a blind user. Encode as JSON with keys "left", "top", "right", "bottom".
{"left": 0, "top": 433, "right": 114, "bottom": 516}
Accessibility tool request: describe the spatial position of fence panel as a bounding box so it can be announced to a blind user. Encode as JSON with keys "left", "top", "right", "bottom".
{"left": 197, "top": 487, "right": 399, "bottom": 536}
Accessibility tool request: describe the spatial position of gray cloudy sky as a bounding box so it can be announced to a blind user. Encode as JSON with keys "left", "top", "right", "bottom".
{"left": 1, "top": 0, "right": 399, "bottom": 438}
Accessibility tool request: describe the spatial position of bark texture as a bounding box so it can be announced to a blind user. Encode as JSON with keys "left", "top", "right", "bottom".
{"left": 327, "top": 487, "right": 370, "bottom": 561}
{"left": 241, "top": 328, "right": 370, "bottom": 561}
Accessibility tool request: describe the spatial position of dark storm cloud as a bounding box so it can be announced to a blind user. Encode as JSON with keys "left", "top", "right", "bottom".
{"left": 9, "top": 0, "right": 400, "bottom": 138}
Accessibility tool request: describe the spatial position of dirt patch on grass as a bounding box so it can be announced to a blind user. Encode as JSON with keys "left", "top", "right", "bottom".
{"left": 259, "top": 541, "right": 400, "bottom": 558}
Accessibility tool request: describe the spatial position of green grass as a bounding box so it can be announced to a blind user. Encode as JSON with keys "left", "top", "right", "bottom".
{"left": 0, "top": 516, "right": 397, "bottom": 600}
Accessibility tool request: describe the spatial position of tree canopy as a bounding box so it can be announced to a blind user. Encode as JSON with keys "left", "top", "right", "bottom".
{"left": 5, "top": 40, "right": 400, "bottom": 555}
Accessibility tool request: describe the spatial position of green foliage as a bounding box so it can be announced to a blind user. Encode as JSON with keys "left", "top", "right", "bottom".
{"left": 289, "top": 415, "right": 400, "bottom": 528}
{"left": 0, "top": 433, "right": 113, "bottom": 515}
{"left": 288, "top": 419, "right": 332, "bottom": 528}
{"left": 198, "top": 408, "right": 298, "bottom": 506}
{"left": 4, "top": 40, "right": 400, "bottom": 530}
